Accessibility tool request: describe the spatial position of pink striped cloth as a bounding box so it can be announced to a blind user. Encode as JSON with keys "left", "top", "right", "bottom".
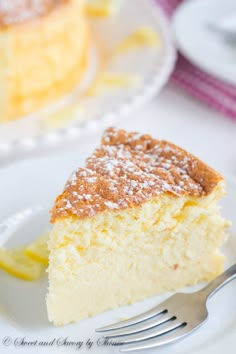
{"left": 156, "top": 0, "right": 236, "bottom": 121}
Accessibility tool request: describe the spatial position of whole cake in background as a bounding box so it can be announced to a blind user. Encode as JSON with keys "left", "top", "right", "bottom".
{"left": 0, "top": 0, "right": 89, "bottom": 122}
{"left": 47, "top": 127, "right": 229, "bottom": 325}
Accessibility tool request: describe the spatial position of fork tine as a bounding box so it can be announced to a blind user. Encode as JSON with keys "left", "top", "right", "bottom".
{"left": 96, "top": 304, "right": 167, "bottom": 332}
{"left": 119, "top": 324, "right": 192, "bottom": 352}
{"left": 103, "top": 312, "right": 172, "bottom": 338}
{"left": 117, "top": 319, "right": 183, "bottom": 344}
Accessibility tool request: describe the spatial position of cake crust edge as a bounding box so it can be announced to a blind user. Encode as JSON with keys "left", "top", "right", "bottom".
{"left": 51, "top": 127, "right": 224, "bottom": 222}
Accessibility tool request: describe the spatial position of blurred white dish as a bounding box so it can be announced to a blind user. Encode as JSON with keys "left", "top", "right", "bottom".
{"left": 0, "top": 0, "right": 176, "bottom": 161}
{"left": 0, "top": 149, "right": 236, "bottom": 354}
{"left": 208, "top": 14, "right": 236, "bottom": 41}
{"left": 173, "top": 0, "right": 236, "bottom": 85}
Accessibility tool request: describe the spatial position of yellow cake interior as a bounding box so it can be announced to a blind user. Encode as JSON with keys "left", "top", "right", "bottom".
{"left": 46, "top": 127, "right": 229, "bottom": 326}
{"left": 47, "top": 182, "right": 228, "bottom": 325}
{"left": 0, "top": 0, "right": 89, "bottom": 122}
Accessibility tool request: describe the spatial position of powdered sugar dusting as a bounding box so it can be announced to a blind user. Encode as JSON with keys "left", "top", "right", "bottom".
{"left": 51, "top": 128, "right": 222, "bottom": 221}
{"left": 0, "top": 0, "right": 63, "bottom": 26}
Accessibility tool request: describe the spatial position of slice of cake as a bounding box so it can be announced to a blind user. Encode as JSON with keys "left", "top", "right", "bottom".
{"left": 47, "top": 127, "right": 229, "bottom": 325}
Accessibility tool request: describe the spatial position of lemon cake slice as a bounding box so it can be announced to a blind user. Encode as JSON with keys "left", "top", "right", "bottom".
{"left": 47, "top": 127, "right": 229, "bottom": 325}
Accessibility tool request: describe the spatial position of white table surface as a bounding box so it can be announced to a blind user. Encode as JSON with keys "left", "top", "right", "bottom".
{"left": 1, "top": 83, "right": 236, "bottom": 178}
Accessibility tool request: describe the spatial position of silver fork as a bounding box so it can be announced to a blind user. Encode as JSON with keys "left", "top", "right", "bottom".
{"left": 96, "top": 264, "right": 236, "bottom": 352}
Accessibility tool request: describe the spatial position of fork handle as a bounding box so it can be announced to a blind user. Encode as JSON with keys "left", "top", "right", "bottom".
{"left": 199, "top": 263, "right": 236, "bottom": 300}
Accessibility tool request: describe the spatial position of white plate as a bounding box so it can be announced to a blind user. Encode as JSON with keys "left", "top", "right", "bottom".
{"left": 0, "top": 0, "right": 176, "bottom": 161}
{"left": 173, "top": 0, "right": 236, "bottom": 85}
{"left": 0, "top": 149, "right": 236, "bottom": 354}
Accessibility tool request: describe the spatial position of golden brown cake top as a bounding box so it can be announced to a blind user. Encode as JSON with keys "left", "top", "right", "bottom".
{"left": 51, "top": 127, "right": 223, "bottom": 222}
{"left": 0, "top": 0, "right": 66, "bottom": 26}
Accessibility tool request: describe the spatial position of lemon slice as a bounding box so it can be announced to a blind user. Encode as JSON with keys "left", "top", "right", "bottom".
{"left": 25, "top": 232, "right": 49, "bottom": 266}
{"left": 42, "top": 104, "right": 84, "bottom": 131}
{"left": 114, "top": 27, "right": 160, "bottom": 56}
{"left": 0, "top": 247, "right": 44, "bottom": 281}
{"left": 86, "top": 0, "right": 121, "bottom": 17}
{"left": 87, "top": 73, "right": 139, "bottom": 95}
